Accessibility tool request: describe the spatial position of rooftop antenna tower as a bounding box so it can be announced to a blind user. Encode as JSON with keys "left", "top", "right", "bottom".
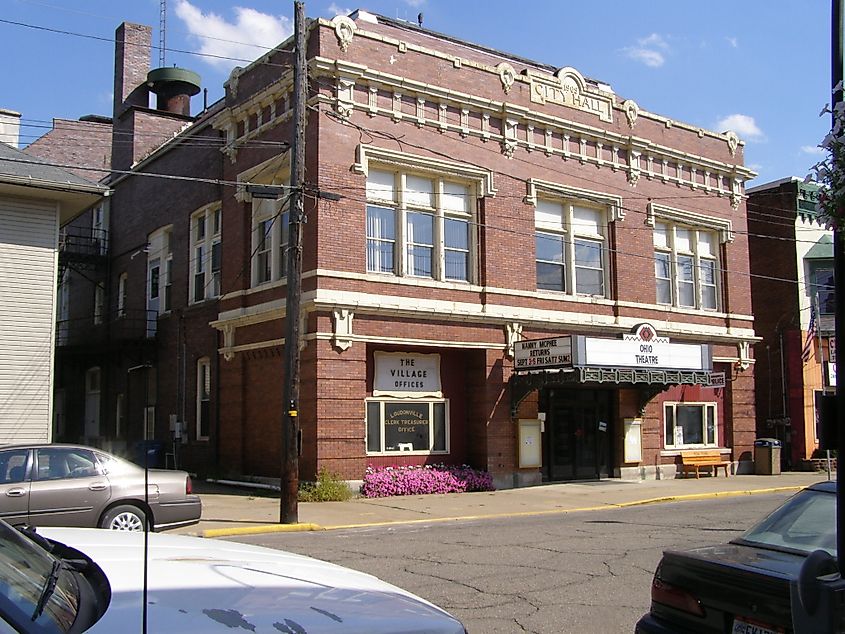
{"left": 159, "top": 0, "right": 167, "bottom": 67}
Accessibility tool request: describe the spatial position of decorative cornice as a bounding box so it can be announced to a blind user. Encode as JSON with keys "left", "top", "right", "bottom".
{"left": 312, "top": 57, "right": 756, "bottom": 187}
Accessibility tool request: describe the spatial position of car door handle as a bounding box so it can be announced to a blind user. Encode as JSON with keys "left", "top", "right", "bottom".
{"left": 88, "top": 483, "right": 108, "bottom": 491}
{"left": 5, "top": 488, "right": 26, "bottom": 497}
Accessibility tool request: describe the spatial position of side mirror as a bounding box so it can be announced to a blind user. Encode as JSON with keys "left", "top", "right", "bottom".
{"left": 790, "top": 549, "right": 843, "bottom": 632}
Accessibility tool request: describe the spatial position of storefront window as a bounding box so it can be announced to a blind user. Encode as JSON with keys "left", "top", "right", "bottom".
{"left": 365, "top": 400, "right": 448, "bottom": 454}
{"left": 664, "top": 402, "right": 717, "bottom": 448}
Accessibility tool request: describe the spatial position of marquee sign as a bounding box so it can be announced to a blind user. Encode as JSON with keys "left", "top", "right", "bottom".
{"left": 574, "top": 323, "right": 711, "bottom": 371}
{"left": 514, "top": 336, "right": 573, "bottom": 371}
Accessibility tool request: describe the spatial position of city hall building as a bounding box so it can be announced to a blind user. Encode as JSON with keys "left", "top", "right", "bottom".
{"left": 48, "top": 10, "right": 758, "bottom": 487}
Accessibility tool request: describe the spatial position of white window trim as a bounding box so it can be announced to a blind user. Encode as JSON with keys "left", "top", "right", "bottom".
{"left": 190, "top": 203, "right": 222, "bottom": 303}
{"left": 196, "top": 357, "right": 211, "bottom": 441}
{"left": 366, "top": 170, "right": 478, "bottom": 283}
{"left": 365, "top": 398, "right": 450, "bottom": 456}
{"left": 147, "top": 226, "right": 173, "bottom": 315}
{"left": 534, "top": 196, "right": 608, "bottom": 297}
{"left": 251, "top": 202, "right": 289, "bottom": 287}
{"left": 646, "top": 202, "right": 734, "bottom": 243}
{"left": 663, "top": 401, "right": 718, "bottom": 449}
{"left": 93, "top": 283, "right": 105, "bottom": 325}
{"left": 525, "top": 178, "right": 624, "bottom": 222}
{"left": 654, "top": 221, "right": 721, "bottom": 311}
{"left": 117, "top": 272, "right": 127, "bottom": 318}
{"left": 353, "top": 144, "right": 497, "bottom": 198}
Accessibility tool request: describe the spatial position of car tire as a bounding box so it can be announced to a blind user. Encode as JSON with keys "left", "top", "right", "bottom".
{"left": 100, "top": 505, "right": 147, "bottom": 531}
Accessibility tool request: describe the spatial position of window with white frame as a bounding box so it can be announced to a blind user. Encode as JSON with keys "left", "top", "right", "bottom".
{"left": 197, "top": 357, "right": 211, "bottom": 440}
{"left": 366, "top": 169, "right": 474, "bottom": 282}
{"left": 251, "top": 198, "right": 289, "bottom": 286}
{"left": 535, "top": 199, "right": 606, "bottom": 296}
{"left": 813, "top": 265, "right": 835, "bottom": 315}
{"left": 654, "top": 222, "right": 719, "bottom": 310}
{"left": 93, "top": 282, "right": 105, "bottom": 325}
{"left": 664, "top": 402, "right": 717, "bottom": 448}
{"left": 365, "top": 399, "right": 448, "bottom": 454}
{"left": 147, "top": 227, "right": 173, "bottom": 315}
{"left": 117, "top": 272, "right": 127, "bottom": 317}
{"left": 191, "top": 205, "right": 222, "bottom": 302}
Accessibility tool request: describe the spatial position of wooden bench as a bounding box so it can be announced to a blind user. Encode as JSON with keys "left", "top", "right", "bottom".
{"left": 679, "top": 450, "right": 730, "bottom": 478}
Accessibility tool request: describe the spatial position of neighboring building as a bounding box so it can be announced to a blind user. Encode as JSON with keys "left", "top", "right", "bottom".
{"left": 747, "top": 177, "right": 831, "bottom": 469}
{"left": 0, "top": 109, "right": 107, "bottom": 442}
{"left": 48, "top": 11, "right": 757, "bottom": 486}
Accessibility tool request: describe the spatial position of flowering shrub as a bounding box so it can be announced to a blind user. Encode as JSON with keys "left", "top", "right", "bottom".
{"left": 360, "top": 464, "right": 495, "bottom": 498}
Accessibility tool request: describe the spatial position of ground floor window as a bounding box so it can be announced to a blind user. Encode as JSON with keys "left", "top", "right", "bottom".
{"left": 664, "top": 402, "right": 716, "bottom": 448}
{"left": 366, "top": 399, "right": 448, "bottom": 454}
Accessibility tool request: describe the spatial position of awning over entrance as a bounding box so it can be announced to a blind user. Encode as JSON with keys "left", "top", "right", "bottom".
{"left": 510, "top": 366, "right": 723, "bottom": 416}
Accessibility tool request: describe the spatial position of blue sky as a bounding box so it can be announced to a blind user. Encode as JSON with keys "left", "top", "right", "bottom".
{"left": 1, "top": 0, "right": 833, "bottom": 186}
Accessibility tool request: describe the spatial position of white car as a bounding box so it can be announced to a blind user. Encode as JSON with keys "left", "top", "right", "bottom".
{"left": 1, "top": 521, "right": 466, "bottom": 633}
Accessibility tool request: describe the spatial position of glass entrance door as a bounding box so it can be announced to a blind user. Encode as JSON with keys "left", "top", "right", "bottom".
{"left": 546, "top": 389, "right": 612, "bottom": 481}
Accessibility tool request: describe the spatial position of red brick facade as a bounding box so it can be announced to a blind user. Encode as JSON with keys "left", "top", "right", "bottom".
{"left": 51, "top": 12, "right": 758, "bottom": 486}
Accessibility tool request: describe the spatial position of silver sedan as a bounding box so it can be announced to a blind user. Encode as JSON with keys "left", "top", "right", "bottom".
{"left": 0, "top": 444, "right": 201, "bottom": 531}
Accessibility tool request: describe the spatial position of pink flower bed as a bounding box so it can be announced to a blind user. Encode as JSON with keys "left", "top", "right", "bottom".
{"left": 361, "top": 464, "right": 495, "bottom": 498}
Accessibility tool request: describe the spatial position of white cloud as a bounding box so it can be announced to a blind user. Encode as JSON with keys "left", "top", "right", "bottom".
{"left": 639, "top": 33, "right": 669, "bottom": 49}
{"left": 327, "top": 3, "right": 352, "bottom": 17}
{"left": 801, "top": 145, "right": 825, "bottom": 156}
{"left": 404, "top": 0, "right": 426, "bottom": 7}
{"left": 174, "top": 0, "right": 293, "bottom": 69}
{"left": 726, "top": 36, "right": 739, "bottom": 48}
{"left": 623, "top": 33, "right": 669, "bottom": 68}
{"left": 624, "top": 48, "right": 665, "bottom": 67}
{"left": 714, "top": 114, "right": 765, "bottom": 142}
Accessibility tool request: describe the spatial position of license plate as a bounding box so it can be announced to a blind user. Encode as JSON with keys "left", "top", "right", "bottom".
{"left": 731, "top": 616, "right": 783, "bottom": 634}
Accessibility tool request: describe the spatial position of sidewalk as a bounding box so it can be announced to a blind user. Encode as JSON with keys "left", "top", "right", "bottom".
{"left": 172, "top": 471, "right": 831, "bottom": 538}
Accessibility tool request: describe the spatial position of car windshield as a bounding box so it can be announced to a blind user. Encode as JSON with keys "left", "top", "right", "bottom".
{"left": 737, "top": 488, "right": 836, "bottom": 556}
{"left": 0, "top": 523, "right": 78, "bottom": 632}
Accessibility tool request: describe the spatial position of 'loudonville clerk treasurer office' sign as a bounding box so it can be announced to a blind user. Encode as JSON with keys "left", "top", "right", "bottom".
{"left": 514, "top": 324, "right": 712, "bottom": 372}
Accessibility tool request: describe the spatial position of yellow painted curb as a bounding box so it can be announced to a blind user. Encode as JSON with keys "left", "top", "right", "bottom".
{"left": 316, "top": 486, "right": 808, "bottom": 531}
{"left": 202, "top": 523, "right": 324, "bottom": 538}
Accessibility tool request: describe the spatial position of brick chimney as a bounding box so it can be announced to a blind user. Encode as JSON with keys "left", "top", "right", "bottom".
{"left": 113, "top": 23, "right": 151, "bottom": 119}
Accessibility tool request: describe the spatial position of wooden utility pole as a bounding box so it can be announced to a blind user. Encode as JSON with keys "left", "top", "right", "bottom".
{"left": 281, "top": 0, "right": 306, "bottom": 524}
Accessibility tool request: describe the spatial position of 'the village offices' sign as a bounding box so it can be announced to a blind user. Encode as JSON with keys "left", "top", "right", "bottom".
{"left": 514, "top": 336, "right": 572, "bottom": 370}
{"left": 374, "top": 352, "right": 442, "bottom": 397}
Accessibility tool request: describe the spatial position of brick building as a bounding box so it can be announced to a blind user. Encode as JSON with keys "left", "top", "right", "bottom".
{"left": 747, "top": 178, "right": 831, "bottom": 469}
{"left": 49, "top": 11, "right": 758, "bottom": 486}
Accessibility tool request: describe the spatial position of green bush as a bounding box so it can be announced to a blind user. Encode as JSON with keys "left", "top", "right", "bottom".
{"left": 298, "top": 468, "right": 353, "bottom": 502}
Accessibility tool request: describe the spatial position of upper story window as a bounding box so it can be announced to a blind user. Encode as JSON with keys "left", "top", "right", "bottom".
{"left": 654, "top": 221, "right": 719, "bottom": 311}
{"left": 117, "top": 272, "right": 127, "bottom": 318}
{"left": 93, "top": 283, "right": 105, "bottom": 325}
{"left": 813, "top": 266, "right": 835, "bottom": 315}
{"left": 366, "top": 169, "right": 475, "bottom": 283}
{"left": 251, "top": 198, "right": 289, "bottom": 287}
{"left": 191, "top": 204, "right": 222, "bottom": 303}
{"left": 147, "top": 226, "right": 173, "bottom": 315}
{"left": 535, "top": 199, "right": 606, "bottom": 296}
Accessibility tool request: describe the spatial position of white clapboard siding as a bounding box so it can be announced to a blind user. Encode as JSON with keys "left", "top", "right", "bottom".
{"left": 0, "top": 197, "right": 59, "bottom": 443}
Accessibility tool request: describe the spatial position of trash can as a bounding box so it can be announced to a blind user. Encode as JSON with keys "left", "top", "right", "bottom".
{"left": 754, "top": 438, "right": 782, "bottom": 475}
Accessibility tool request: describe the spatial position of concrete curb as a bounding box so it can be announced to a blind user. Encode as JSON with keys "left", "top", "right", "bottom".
{"left": 198, "top": 485, "right": 807, "bottom": 538}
